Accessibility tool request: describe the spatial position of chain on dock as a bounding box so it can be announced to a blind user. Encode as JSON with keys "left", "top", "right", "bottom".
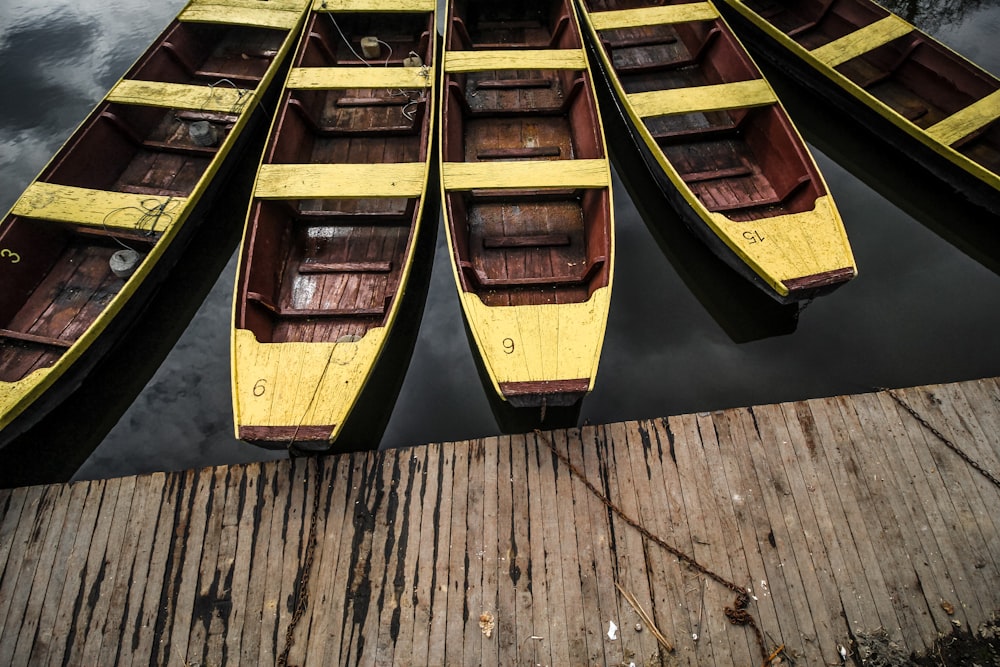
{"left": 277, "top": 459, "right": 322, "bottom": 667}
{"left": 884, "top": 388, "right": 1000, "bottom": 490}
{"left": 534, "top": 429, "right": 780, "bottom": 667}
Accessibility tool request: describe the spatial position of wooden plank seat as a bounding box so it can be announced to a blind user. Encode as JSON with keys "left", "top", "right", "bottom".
{"left": 297, "top": 260, "right": 393, "bottom": 274}
{"left": 288, "top": 97, "right": 424, "bottom": 136}
{"left": 254, "top": 162, "right": 427, "bottom": 199}
{"left": 703, "top": 174, "right": 813, "bottom": 212}
{"left": 178, "top": 0, "right": 308, "bottom": 30}
{"left": 99, "top": 111, "right": 220, "bottom": 158}
{"left": 588, "top": 2, "right": 720, "bottom": 31}
{"left": 107, "top": 79, "right": 253, "bottom": 114}
{"left": 246, "top": 291, "right": 388, "bottom": 318}
{"left": 627, "top": 78, "right": 777, "bottom": 118}
{"left": 612, "top": 27, "right": 721, "bottom": 75}
{"left": 809, "top": 15, "right": 914, "bottom": 68}
{"left": 315, "top": 0, "right": 436, "bottom": 12}
{"left": 0, "top": 328, "right": 74, "bottom": 349}
{"left": 482, "top": 233, "right": 571, "bottom": 248}
{"left": 444, "top": 49, "right": 587, "bottom": 73}
{"left": 461, "top": 255, "right": 607, "bottom": 288}
{"left": 11, "top": 182, "right": 185, "bottom": 234}
{"left": 442, "top": 159, "right": 609, "bottom": 191}
{"left": 925, "top": 89, "right": 1000, "bottom": 147}
{"left": 285, "top": 66, "right": 432, "bottom": 91}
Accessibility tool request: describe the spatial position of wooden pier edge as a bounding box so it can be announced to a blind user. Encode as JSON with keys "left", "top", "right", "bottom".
{"left": 1, "top": 379, "right": 999, "bottom": 665}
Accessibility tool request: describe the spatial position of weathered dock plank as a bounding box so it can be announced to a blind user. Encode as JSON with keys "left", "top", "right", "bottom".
{"left": 2, "top": 379, "right": 1000, "bottom": 666}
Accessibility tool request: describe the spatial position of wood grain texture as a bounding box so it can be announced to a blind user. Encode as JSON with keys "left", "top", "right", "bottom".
{"left": 3, "top": 379, "right": 1000, "bottom": 665}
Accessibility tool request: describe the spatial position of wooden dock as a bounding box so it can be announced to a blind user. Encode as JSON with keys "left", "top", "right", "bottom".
{"left": 2, "top": 379, "right": 999, "bottom": 666}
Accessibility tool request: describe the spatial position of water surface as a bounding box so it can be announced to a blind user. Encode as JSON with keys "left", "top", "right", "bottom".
{"left": 0, "top": 0, "right": 997, "bottom": 483}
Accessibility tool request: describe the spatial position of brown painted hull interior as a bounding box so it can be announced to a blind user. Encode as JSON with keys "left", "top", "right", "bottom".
{"left": 742, "top": 0, "right": 1000, "bottom": 174}
{"left": 443, "top": 0, "right": 612, "bottom": 309}
{"left": 0, "top": 21, "right": 288, "bottom": 384}
{"left": 235, "top": 12, "right": 434, "bottom": 345}
{"left": 582, "top": 0, "right": 828, "bottom": 223}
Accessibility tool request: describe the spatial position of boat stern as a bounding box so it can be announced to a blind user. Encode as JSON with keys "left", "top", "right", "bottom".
{"left": 231, "top": 327, "right": 387, "bottom": 450}
{"left": 709, "top": 195, "right": 857, "bottom": 302}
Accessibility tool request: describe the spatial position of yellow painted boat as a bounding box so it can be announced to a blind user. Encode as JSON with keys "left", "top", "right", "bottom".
{"left": 715, "top": 0, "right": 1000, "bottom": 212}
{"left": 232, "top": 0, "right": 437, "bottom": 449}
{"left": 576, "top": 0, "right": 857, "bottom": 303}
{"left": 0, "top": 0, "right": 311, "bottom": 447}
{"left": 440, "top": 0, "right": 615, "bottom": 409}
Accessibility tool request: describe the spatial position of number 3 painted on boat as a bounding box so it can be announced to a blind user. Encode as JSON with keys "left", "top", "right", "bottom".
{"left": 1, "top": 248, "right": 20, "bottom": 264}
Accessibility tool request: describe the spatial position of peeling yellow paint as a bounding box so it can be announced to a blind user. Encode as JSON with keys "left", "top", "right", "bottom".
{"left": 11, "top": 182, "right": 185, "bottom": 232}
{"left": 627, "top": 79, "right": 777, "bottom": 117}
{"left": 107, "top": 79, "right": 252, "bottom": 113}
{"left": 255, "top": 162, "right": 428, "bottom": 199}
{"left": 458, "top": 289, "right": 612, "bottom": 393}
{"left": 442, "top": 159, "right": 610, "bottom": 191}
{"left": 925, "top": 89, "right": 1000, "bottom": 147}
{"left": 287, "top": 66, "right": 432, "bottom": 90}
{"left": 445, "top": 49, "right": 587, "bottom": 73}
{"left": 588, "top": 3, "right": 718, "bottom": 31}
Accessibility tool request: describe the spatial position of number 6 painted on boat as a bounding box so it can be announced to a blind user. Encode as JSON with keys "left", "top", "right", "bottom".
{"left": 253, "top": 378, "right": 267, "bottom": 396}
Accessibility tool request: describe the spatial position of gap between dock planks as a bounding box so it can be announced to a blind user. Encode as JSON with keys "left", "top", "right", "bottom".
{"left": 1, "top": 379, "right": 999, "bottom": 665}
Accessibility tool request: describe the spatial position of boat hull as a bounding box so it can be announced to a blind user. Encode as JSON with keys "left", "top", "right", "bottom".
{"left": 231, "top": 2, "right": 438, "bottom": 450}
{"left": 575, "top": 0, "right": 856, "bottom": 304}
{"left": 439, "top": 0, "right": 615, "bottom": 409}
{"left": 0, "top": 1, "right": 311, "bottom": 449}
{"left": 715, "top": 0, "right": 1000, "bottom": 213}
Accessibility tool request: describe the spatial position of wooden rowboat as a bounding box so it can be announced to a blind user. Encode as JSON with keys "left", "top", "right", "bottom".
{"left": 576, "top": 0, "right": 857, "bottom": 303}
{"left": 231, "top": 0, "right": 437, "bottom": 449}
{"left": 440, "top": 0, "right": 615, "bottom": 409}
{"left": 0, "top": 0, "right": 311, "bottom": 447}
{"left": 715, "top": 0, "right": 1000, "bottom": 212}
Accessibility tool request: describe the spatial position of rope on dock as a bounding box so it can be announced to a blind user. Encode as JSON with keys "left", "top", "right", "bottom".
{"left": 534, "top": 429, "right": 782, "bottom": 667}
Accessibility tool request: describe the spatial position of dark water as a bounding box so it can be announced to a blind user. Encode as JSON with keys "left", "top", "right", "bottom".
{"left": 1, "top": 0, "right": 998, "bottom": 485}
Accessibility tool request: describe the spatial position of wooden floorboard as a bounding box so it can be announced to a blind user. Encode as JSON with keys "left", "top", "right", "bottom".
{"left": 2, "top": 379, "right": 1000, "bottom": 665}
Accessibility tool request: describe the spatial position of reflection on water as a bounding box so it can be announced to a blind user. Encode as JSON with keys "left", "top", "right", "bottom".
{"left": 0, "top": 0, "right": 998, "bottom": 485}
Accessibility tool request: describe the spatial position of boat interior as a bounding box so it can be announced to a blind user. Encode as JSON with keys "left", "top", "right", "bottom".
{"left": 444, "top": 0, "right": 611, "bottom": 309}
{"left": 582, "top": 0, "right": 827, "bottom": 221}
{"left": 0, "top": 22, "right": 286, "bottom": 382}
{"left": 237, "top": 11, "right": 434, "bottom": 346}
{"left": 743, "top": 0, "right": 1000, "bottom": 171}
